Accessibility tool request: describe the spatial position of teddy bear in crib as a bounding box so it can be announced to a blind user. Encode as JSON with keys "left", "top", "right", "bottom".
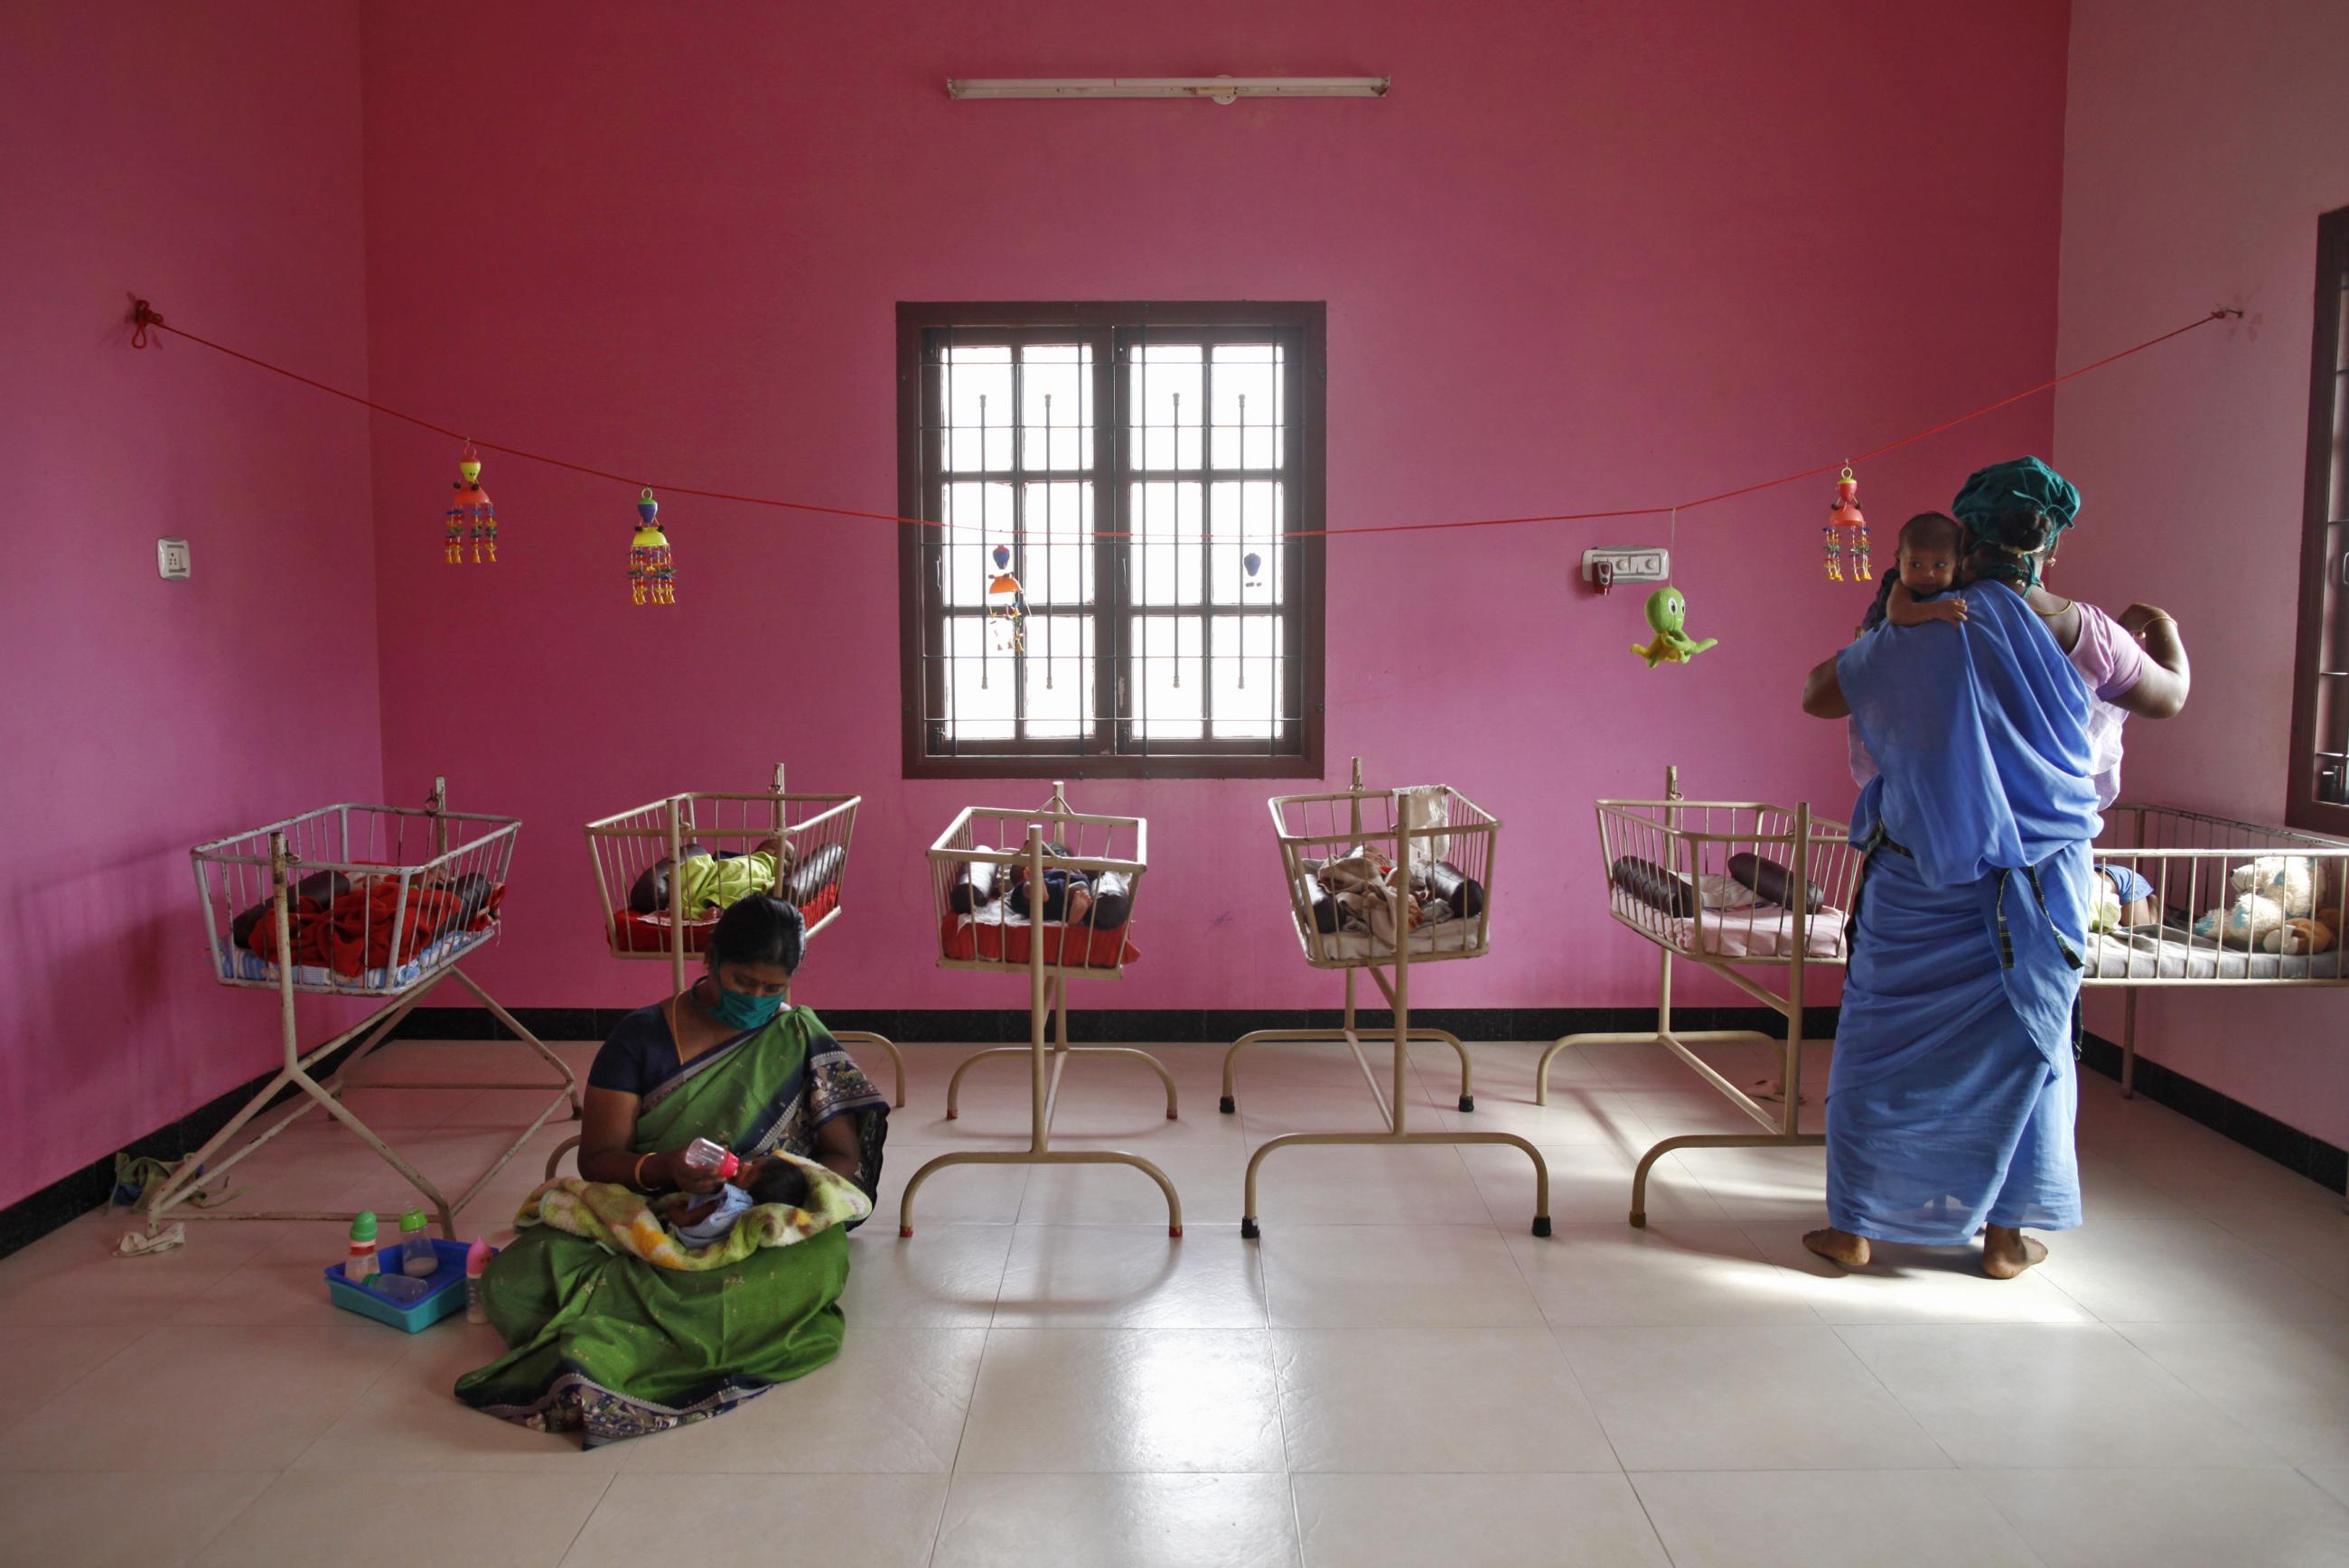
{"left": 2191, "top": 856, "right": 2318, "bottom": 949}
{"left": 2263, "top": 902, "right": 2343, "bottom": 957}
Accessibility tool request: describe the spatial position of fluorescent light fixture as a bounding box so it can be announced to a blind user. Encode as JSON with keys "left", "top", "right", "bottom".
{"left": 946, "top": 76, "right": 1389, "bottom": 103}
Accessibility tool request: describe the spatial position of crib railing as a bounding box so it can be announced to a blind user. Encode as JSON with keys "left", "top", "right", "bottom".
{"left": 193, "top": 788, "right": 518, "bottom": 996}
{"left": 1593, "top": 795, "right": 1860, "bottom": 966}
{"left": 928, "top": 785, "right": 1147, "bottom": 979}
{"left": 2083, "top": 804, "right": 2349, "bottom": 984}
{"left": 1269, "top": 779, "right": 1499, "bottom": 969}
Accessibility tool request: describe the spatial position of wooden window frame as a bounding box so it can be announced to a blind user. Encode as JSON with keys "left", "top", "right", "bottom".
{"left": 2288, "top": 207, "right": 2349, "bottom": 835}
{"left": 896, "top": 301, "right": 1327, "bottom": 780}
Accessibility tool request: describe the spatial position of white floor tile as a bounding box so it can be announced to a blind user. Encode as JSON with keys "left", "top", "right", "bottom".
{"left": 1260, "top": 1224, "right": 1543, "bottom": 1329}
{"left": 1295, "top": 1470, "right": 1667, "bottom": 1566}
{"left": 1837, "top": 1322, "right": 2283, "bottom": 1468}
{"left": 0, "top": 1323, "right": 151, "bottom": 1437}
{"left": 1510, "top": 1222, "right": 1821, "bottom": 1327}
{"left": 1427, "top": 1091, "right": 1658, "bottom": 1145}
{"left": 996, "top": 1226, "right": 1266, "bottom": 1329}
{"left": 564, "top": 1472, "right": 946, "bottom": 1566}
{"left": 1242, "top": 1143, "right": 1493, "bottom": 1227}
{"left": 1740, "top": 1221, "right": 2099, "bottom": 1324}
{"left": 1976, "top": 1466, "right": 2349, "bottom": 1568}
{"left": 1631, "top": 1469, "right": 2040, "bottom": 1568}
{"left": 839, "top": 1224, "right": 1012, "bottom": 1327}
{"left": 1273, "top": 1327, "right": 1618, "bottom": 1473}
{"left": 0, "top": 1470, "right": 274, "bottom": 1568}
{"left": 192, "top": 1469, "right": 611, "bottom": 1567}
{"left": 876, "top": 1143, "right": 1033, "bottom": 1226}
{"left": 1666, "top": 1143, "right": 1831, "bottom": 1223}
{"left": 2116, "top": 1321, "right": 2349, "bottom": 1467}
{"left": 959, "top": 1329, "right": 1285, "bottom": 1473}
{"left": 935, "top": 1471, "right": 1300, "bottom": 1568}
{"left": 1555, "top": 1325, "right": 1948, "bottom": 1471}
{"left": 2032, "top": 1218, "right": 2349, "bottom": 1324}
{"left": 1458, "top": 1142, "right": 1727, "bottom": 1226}
{"left": 1018, "top": 1148, "right": 1243, "bottom": 1227}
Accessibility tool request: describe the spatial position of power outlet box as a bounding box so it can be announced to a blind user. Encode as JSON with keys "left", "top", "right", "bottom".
{"left": 1581, "top": 547, "right": 1667, "bottom": 585}
{"left": 157, "top": 538, "right": 192, "bottom": 580}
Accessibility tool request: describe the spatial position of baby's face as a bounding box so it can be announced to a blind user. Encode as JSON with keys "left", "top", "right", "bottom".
{"left": 1898, "top": 544, "right": 1956, "bottom": 594}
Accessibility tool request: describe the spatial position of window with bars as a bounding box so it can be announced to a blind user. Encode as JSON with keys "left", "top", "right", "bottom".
{"left": 897, "top": 303, "right": 1325, "bottom": 779}
{"left": 2290, "top": 208, "right": 2349, "bottom": 834}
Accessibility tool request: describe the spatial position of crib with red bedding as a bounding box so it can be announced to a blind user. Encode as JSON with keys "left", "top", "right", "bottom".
{"left": 581, "top": 763, "right": 902, "bottom": 1106}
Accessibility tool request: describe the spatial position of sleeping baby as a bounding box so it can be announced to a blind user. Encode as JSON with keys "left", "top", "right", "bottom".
{"left": 629, "top": 835, "right": 798, "bottom": 916}
{"left": 667, "top": 1156, "right": 812, "bottom": 1250}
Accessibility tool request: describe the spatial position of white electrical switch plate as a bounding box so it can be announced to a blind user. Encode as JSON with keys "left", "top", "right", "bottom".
{"left": 157, "top": 538, "right": 192, "bottom": 580}
{"left": 1582, "top": 547, "right": 1667, "bottom": 584}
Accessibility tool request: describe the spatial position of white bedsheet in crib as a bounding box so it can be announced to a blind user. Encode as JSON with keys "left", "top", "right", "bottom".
{"left": 2082, "top": 926, "right": 2347, "bottom": 982}
{"left": 1665, "top": 903, "right": 1846, "bottom": 960}
{"left": 1299, "top": 918, "right": 1484, "bottom": 961}
{"left": 211, "top": 924, "right": 496, "bottom": 992}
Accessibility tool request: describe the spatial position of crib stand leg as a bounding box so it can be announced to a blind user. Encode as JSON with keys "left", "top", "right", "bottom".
{"left": 2120, "top": 990, "right": 2138, "bottom": 1100}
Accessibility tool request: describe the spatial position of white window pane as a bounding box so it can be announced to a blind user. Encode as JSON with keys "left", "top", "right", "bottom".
{"left": 1131, "top": 481, "right": 1203, "bottom": 606}
{"left": 1212, "top": 614, "right": 1282, "bottom": 739}
{"left": 1212, "top": 343, "right": 1284, "bottom": 470}
{"left": 945, "top": 615, "right": 1015, "bottom": 741}
{"left": 1022, "top": 482, "right": 1093, "bottom": 605}
{"left": 1208, "top": 481, "right": 1284, "bottom": 605}
{"left": 1132, "top": 616, "right": 1203, "bottom": 740}
{"left": 1130, "top": 344, "right": 1203, "bottom": 470}
{"left": 943, "top": 346, "right": 1012, "bottom": 471}
{"left": 1024, "top": 614, "right": 1094, "bottom": 739}
{"left": 1021, "top": 345, "right": 1092, "bottom": 472}
{"left": 941, "top": 483, "right": 1014, "bottom": 606}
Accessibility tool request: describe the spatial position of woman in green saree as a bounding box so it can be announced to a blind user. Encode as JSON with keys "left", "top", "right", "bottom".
{"left": 457, "top": 896, "right": 889, "bottom": 1446}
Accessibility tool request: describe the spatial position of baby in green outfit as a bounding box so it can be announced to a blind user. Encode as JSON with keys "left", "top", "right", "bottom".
{"left": 629, "top": 836, "right": 798, "bottom": 916}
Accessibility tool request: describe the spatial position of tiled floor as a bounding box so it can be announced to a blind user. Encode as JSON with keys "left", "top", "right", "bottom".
{"left": 5, "top": 1034, "right": 2347, "bottom": 1567}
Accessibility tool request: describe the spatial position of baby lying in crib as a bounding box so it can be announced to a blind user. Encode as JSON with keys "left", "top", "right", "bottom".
{"left": 668, "top": 1156, "right": 812, "bottom": 1250}
{"left": 630, "top": 836, "right": 797, "bottom": 916}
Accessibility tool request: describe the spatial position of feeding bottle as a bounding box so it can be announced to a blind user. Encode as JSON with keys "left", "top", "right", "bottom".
{"left": 343, "top": 1211, "right": 379, "bottom": 1282}
{"left": 399, "top": 1209, "right": 437, "bottom": 1276}
{"left": 682, "top": 1138, "right": 740, "bottom": 1181}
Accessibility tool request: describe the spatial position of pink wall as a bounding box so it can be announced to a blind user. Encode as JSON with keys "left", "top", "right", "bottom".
{"left": 2056, "top": 0, "right": 2349, "bottom": 1148}
{"left": 0, "top": 2, "right": 382, "bottom": 1207}
{"left": 357, "top": 0, "right": 2068, "bottom": 1019}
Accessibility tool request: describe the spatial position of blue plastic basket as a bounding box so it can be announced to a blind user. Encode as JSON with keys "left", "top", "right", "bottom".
{"left": 323, "top": 1237, "right": 482, "bottom": 1331}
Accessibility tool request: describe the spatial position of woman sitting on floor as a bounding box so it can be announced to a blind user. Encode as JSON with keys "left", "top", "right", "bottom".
{"left": 456, "top": 896, "right": 888, "bottom": 1446}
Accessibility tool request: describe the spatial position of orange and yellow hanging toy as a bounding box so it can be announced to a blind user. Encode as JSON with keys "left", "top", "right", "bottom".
{"left": 1824, "top": 464, "right": 1871, "bottom": 583}
{"left": 629, "top": 488, "right": 676, "bottom": 605}
{"left": 444, "top": 443, "right": 496, "bottom": 564}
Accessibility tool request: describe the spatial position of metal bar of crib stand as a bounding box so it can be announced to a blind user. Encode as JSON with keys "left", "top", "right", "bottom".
{"left": 669, "top": 794, "right": 688, "bottom": 1003}
{"left": 2120, "top": 988, "right": 2139, "bottom": 1099}
{"left": 1781, "top": 803, "right": 1811, "bottom": 1136}
{"left": 272, "top": 833, "right": 300, "bottom": 1075}
{"left": 1390, "top": 789, "right": 1415, "bottom": 1138}
{"left": 1029, "top": 826, "right": 1049, "bottom": 1154}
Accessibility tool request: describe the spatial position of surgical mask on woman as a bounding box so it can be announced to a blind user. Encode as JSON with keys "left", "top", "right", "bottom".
{"left": 706, "top": 982, "right": 786, "bottom": 1031}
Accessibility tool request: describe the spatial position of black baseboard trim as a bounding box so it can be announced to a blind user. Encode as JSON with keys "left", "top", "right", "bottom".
{"left": 9, "top": 1005, "right": 2338, "bottom": 1268}
{"left": 2079, "top": 1031, "right": 2346, "bottom": 1194}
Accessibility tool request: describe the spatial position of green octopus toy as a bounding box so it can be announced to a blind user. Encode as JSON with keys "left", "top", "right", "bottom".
{"left": 1630, "top": 586, "right": 1717, "bottom": 667}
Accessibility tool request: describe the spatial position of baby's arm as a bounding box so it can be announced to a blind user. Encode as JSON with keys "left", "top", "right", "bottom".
{"left": 1885, "top": 580, "right": 1968, "bottom": 628}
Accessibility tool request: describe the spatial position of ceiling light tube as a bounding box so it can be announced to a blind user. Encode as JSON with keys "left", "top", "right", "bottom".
{"left": 946, "top": 76, "right": 1390, "bottom": 103}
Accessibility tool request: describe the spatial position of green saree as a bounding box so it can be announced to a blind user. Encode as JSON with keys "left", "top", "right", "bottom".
{"left": 455, "top": 1005, "right": 888, "bottom": 1447}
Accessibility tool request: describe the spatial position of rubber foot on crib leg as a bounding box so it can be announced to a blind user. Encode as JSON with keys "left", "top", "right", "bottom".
{"left": 899, "top": 1225, "right": 913, "bottom": 1238}
{"left": 1240, "top": 1217, "right": 1259, "bottom": 1239}
{"left": 1169, "top": 1224, "right": 1183, "bottom": 1237}
{"left": 1531, "top": 1216, "right": 1552, "bottom": 1237}
{"left": 1458, "top": 1095, "right": 1475, "bottom": 1113}
{"left": 1219, "top": 1096, "right": 1236, "bottom": 1115}
{"left": 1628, "top": 1211, "right": 1647, "bottom": 1229}
{"left": 944, "top": 1109, "right": 958, "bottom": 1120}
{"left": 1167, "top": 1108, "right": 1179, "bottom": 1120}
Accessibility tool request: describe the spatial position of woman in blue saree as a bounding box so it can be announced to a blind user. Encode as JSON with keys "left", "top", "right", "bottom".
{"left": 1799, "top": 458, "right": 2105, "bottom": 1279}
{"left": 457, "top": 896, "right": 889, "bottom": 1444}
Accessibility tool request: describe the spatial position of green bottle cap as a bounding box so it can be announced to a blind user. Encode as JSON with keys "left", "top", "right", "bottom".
{"left": 398, "top": 1209, "right": 428, "bottom": 1235}
{"left": 350, "top": 1210, "right": 378, "bottom": 1242}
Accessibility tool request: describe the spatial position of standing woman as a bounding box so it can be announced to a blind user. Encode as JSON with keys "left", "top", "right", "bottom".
{"left": 457, "top": 896, "right": 889, "bottom": 1445}
{"left": 1798, "top": 460, "right": 2104, "bottom": 1278}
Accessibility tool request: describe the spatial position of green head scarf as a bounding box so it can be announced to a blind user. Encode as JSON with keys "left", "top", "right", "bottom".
{"left": 1951, "top": 456, "right": 2080, "bottom": 588}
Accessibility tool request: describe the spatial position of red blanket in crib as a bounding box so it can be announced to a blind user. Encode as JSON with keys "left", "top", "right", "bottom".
{"left": 607, "top": 880, "right": 841, "bottom": 954}
{"left": 248, "top": 880, "right": 501, "bottom": 975}
{"left": 938, "top": 914, "right": 1139, "bottom": 968}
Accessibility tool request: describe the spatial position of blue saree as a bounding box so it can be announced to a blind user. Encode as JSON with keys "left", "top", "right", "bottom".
{"left": 1830, "top": 582, "right": 2101, "bottom": 1243}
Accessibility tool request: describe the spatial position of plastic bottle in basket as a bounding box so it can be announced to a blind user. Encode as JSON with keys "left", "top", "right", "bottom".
{"left": 398, "top": 1209, "right": 437, "bottom": 1276}
{"left": 343, "top": 1211, "right": 379, "bottom": 1282}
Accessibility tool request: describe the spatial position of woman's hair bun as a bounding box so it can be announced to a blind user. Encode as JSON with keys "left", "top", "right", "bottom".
{"left": 707, "top": 894, "right": 805, "bottom": 975}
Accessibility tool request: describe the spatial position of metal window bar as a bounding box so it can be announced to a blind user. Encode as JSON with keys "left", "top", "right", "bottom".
{"left": 1224, "top": 756, "right": 1554, "bottom": 1239}
{"left": 1536, "top": 766, "right": 1858, "bottom": 1227}
{"left": 895, "top": 782, "right": 1183, "bottom": 1237}
{"left": 155, "top": 778, "right": 580, "bottom": 1237}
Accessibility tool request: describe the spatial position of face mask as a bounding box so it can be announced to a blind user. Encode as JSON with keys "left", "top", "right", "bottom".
{"left": 707, "top": 982, "right": 785, "bottom": 1031}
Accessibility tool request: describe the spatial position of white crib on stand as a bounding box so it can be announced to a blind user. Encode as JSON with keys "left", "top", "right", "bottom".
{"left": 157, "top": 778, "right": 580, "bottom": 1240}
{"left": 1225, "top": 757, "right": 1552, "bottom": 1239}
{"left": 895, "top": 782, "right": 1183, "bottom": 1237}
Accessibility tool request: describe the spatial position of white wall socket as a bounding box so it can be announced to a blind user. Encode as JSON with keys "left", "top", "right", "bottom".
{"left": 157, "top": 538, "right": 192, "bottom": 580}
{"left": 1581, "top": 547, "right": 1667, "bottom": 584}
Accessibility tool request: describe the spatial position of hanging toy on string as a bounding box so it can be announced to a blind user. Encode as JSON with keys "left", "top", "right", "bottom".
{"left": 1830, "top": 464, "right": 1870, "bottom": 582}
{"left": 1242, "top": 549, "right": 1264, "bottom": 590}
{"left": 1630, "top": 587, "right": 1718, "bottom": 668}
{"left": 629, "top": 488, "right": 676, "bottom": 605}
{"left": 984, "top": 543, "right": 1026, "bottom": 654}
{"left": 445, "top": 443, "right": 496, "bottom": 564}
